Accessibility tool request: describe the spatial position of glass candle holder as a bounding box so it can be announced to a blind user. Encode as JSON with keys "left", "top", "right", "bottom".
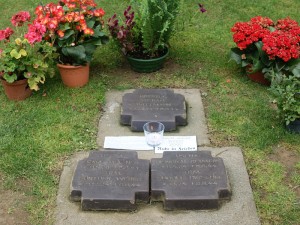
{"left": 143, "top": 121, "right": 165, "bottom": 147}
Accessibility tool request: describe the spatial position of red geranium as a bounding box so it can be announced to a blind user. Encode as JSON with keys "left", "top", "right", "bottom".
{"left": 0, "top": 27, "right": 14, "bottom": 41}
{"left": 11, "top": 11, "right": 31, "bottom": 27}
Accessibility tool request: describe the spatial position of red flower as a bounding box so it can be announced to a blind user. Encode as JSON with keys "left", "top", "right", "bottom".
{"left": 0, "top": 27, "right": 14, "bottom": 41}
{"left": 34, "top": 3, "right": 64, "bottom": 31}
{"left": 231, "top": 16, "right": 273, "bottom": 50}
{"left": 250, "top": 16, "right": 273, "bottom": 28}
{"left": 276, "top": 17, "right": 299, "bottom": 31}
{"left": 25, "top": 21, "right": 46, "bottom": 43}
{"left": 11, "top": 11, "right": 31, "bottom": 27}
{"left": 262, "top": 30, "right": 300, "bottom": 62}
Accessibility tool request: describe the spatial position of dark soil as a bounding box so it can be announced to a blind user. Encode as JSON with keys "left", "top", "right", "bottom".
{"left": 269, "top": 145, "right": 300, "bottom": 198}
{"left": 0, "top": 175, "right": 31, "bottom": 225}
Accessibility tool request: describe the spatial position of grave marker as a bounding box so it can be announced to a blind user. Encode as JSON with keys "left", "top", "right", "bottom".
{"left": 151, "top": 151, "right": 231, "bottom": 210}
{"left": 121, "top": 89, "right": 187, "bottom": 131}
{"left": 70, "top": 151, "right": 150, "bottom": 211}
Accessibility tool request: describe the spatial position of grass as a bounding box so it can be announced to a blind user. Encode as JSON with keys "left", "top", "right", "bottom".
{"left": 0, "top": 0, "right": 300, "bottom": 224}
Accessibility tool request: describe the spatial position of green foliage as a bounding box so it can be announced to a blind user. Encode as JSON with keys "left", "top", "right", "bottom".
{"left": 108, "top": 0, "right": 180, "bottom": 58}
{"left": 229, "top": 41, "right": 271, "bottom": 75}
{"left": 136, "top": 0, "right": 180, "bottom": 56}
{"left": 0, "top": 38, "right": 57, "bottom": 91}
{"left": 269, "top": 73, "right": 300, "bottom": 124}
{"left": 0, "top": 1, "right": 299, "bottom": 225}
{"left": 263, "top": 57, "right": 300, "bottom": 125}
{"left": 55, "top": 16, "right": 109, "bottom": 65}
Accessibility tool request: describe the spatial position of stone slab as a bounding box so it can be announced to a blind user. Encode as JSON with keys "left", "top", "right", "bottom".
{"left": 55, "top": 147, "right": 261, "bottom": 225}
{"left": 151, "top": 151, "right": 231, "bottom": 210}
{"left": 121, "top": 89, "right": 187, "bottom": 131}
{"left": 97, "top": 89, "right": 210, "bottom": 147}
{"left": 70, "top": 151, "right": 150, "bottom": 211}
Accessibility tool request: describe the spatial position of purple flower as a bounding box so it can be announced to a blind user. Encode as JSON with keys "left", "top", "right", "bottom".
{"left": 198, "top": 3, "right": 206, "bottom": 13}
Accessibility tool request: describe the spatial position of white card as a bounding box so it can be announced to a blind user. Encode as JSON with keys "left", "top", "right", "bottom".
{"left": 104, "top": 136, "right": 197, "bottom": 153}
{"left": 154, "top": 136, "right": 197, "bottom": 153}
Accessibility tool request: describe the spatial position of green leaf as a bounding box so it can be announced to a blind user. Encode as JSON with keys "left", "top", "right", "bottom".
{"left": 229, "top": 48, "right": 242, "bottom": 65}
{"left": 3, "top": 73, "right": 17, "bottom": 83}
{"left": 275, "top": 61, "right": 286, "bottom": 72}
{"left": 19, "top": 49, "right": 27, "bottom": 57}
{"left": 58, "top": 23, "right": 71, "bottom": 33}
{"left": 59, "top": 30, "right": 75, "bottom": 41}
{"left": 93, "top": 25, "right": 107, "bottom": 38}
{"left": 86, "top": 18, "right": 96, "bottom": 29}
{"left": 251, "top": 58, "right": 264, "bottom": 73}
{"left": 254, "top": 41, "right": 271, "bottom": 66}
{"left": 62, "top": 45, "right": 87, "bottom": 65}
{"left": 288, "top": 59, "right": 300, "bottom": 77}
{"left": 10, "top": 49, "right": 21, "bottom": 59}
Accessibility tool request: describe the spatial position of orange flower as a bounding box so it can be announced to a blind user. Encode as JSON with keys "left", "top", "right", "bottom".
{"left": 57, "top": 30, "right": 65, "bottom": 38}
{"left": 84, "top": 28, "right": 94, "bottom": 35}
{"left": 79, "top": 19, "right": 87, "bottom": 30}
{"left": 35, "top": 5, "right": 43, "bottom": 15}
{"left": 94, "top": 8, "right": 105, "bottom": 17}
{"left": 73, "top": 12, "right": 82, "bottom": 22}
{"left": 65, "top": 12, "right": 74, "bottom": 23}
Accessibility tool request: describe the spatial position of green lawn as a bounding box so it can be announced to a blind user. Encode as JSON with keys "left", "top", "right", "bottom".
{"left": 0, "top": 0, "right": 299, "bottom": 224}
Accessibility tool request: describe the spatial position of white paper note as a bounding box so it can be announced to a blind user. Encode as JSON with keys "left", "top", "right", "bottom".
{"left": 154, "top": 136, "right": 197, "bottom": 153}
{"left": 104, "top": 136, "right": 197, "bottom": 153}
{"left": 104, "top": 136, "right": 153, "bottom": 150}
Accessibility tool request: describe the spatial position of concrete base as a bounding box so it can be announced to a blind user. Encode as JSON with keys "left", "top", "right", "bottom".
{"left": 54, "top": 89, "right": 260, "bottom": 224}
{"left": 97, "top": 89, "right": 210, "bottom": 147}
{"left": 55, "top": 147, "right": 260, "bottom": 225}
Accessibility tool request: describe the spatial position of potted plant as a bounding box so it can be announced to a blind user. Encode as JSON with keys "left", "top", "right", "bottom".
{"left": 269, "top": 74, "right": 300, "bottom": 133}
{"left": 229, "top": 16, "right": 274, "bottom": 85}
{"left": 230, "top": 16, "right": 300, "bottom": 131}
{"left": 260, "top": 18, "right": 300, "bottom": 133}
{"left": 29, "top": 0, "right": 109, "bottom": 87}
{"left": 0, "top": 11, "right": 57, "bottom": 101}
{"left": 230, "top": 17, "right": 300, "bottom": 86}
{"left": 107, "top": 0, "right": 180, "bottom": 73}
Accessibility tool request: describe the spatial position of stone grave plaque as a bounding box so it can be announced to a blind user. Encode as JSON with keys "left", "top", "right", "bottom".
{"left": 151, "top": 151, "right": 231, "bottom": 210}
{"left": 70, "top": 151, "right": 150, "bottom": 211}
{"left": 121, "top": 89, "right": 187, "bottom": 131}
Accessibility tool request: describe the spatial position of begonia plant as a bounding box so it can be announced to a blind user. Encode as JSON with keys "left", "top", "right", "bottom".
{"left": 28, "top": 0, "right": 109, "bottom": 66}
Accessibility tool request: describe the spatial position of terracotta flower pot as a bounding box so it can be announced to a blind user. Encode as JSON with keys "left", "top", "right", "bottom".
{"left": 246, "top": 65, "right": 270, "bottom": 86}
{"left": 1, "top": 79, "right": 32, "bottom": 101}
{"left": 57, "top": 64, "right": 89, "bottom": 88}
{"left": 247, "top": 70, "right": 271, "bottom": 86}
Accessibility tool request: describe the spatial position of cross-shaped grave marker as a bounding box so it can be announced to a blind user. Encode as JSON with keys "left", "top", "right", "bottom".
{"left": 151, "top": 151, "right": 231, "bottom": 210}
{"left": 70, "top": 151, "right": 150, "bottom": 211}
{"left": 121, "top": 89, "right": 187, "bottom": 131}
